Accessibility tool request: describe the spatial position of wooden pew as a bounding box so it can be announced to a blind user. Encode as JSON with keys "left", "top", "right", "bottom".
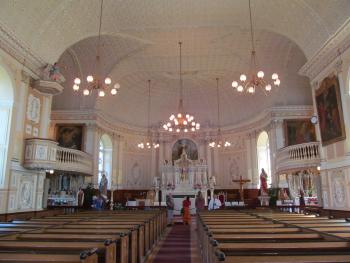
{"left": 198, "top": 210, "right": 350, "bottom": 263}
{"left": 0, "top": 240, "right": 115, "bottom": 263}
{"left": 0, "top": 251, "right": 98, "bottom": 263}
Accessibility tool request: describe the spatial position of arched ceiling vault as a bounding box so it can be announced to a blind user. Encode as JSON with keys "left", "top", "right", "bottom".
{"left": 1, "top": 0, "right": 350, "bottom": 128}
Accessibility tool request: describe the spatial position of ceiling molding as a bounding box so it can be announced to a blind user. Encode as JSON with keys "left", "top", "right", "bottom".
{"left": 0, "top": 22, "right": 46, "bottom": 78}
{"left": 299, "top": 18, "right": 350, "bottom": 80}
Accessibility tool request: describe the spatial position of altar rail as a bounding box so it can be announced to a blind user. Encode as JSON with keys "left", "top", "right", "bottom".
{"left": 276, "top": 142, "right": 321, "bottom": 173}
{"left": 24, "top": 138, "right": 93, "bottom": 175}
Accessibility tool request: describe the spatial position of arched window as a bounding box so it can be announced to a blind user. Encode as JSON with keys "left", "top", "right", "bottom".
{"left": 98, "top": 134, "right": 112, "bottom": 188}
{"left": 257, "top": 131, "right": 271, "bottom": 188}
{"left": 0, "top": 65, "right": 13, "bottom": 187}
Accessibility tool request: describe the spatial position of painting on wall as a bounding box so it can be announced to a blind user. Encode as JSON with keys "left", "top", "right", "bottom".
{"left": 315, "top": 75, "right": 346, "bottom": 146}
{"left": 56, "top": 125, "right": 84, "bottom": 150}
{"left": 172, "top": 138, "right": 198, "bottom": 162}
{"left": 284, "top": 119, "right": 316, "bottom": 146}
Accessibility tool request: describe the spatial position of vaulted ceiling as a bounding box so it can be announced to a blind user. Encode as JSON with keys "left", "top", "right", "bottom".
{"left": 1, "top": 0, "right": 350, "bottom": 128}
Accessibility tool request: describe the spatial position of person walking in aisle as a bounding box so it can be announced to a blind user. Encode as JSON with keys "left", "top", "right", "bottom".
{"left": 182, "top": 196, "right": 191, "bottom": 225}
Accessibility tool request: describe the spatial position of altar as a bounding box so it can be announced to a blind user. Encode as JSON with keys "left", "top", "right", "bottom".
{"left": 158, "top": 148, "right": 209, "bottom": 215}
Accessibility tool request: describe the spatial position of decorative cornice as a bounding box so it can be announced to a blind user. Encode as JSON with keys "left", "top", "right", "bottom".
{"left": 52, "top": 105, "right": 313, "bottom": 140}
{"left": 0, "top": 22, "right": 46, "bottom": 78}
{"left": 299, "top": 18, "right": 350, "bottom": 80}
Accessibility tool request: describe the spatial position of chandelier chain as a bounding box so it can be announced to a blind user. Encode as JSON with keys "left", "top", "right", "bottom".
{"left": 248, "top": 0, "right": 255, "bottom": 53}
{"left": 179, "top": 41, "right": 183, "bottom": 107}
{"left": 147, "top": 79, "right": 151, "bottom": 133}
{"left": 216, "top": 78, "right": 220, "bottom": 131}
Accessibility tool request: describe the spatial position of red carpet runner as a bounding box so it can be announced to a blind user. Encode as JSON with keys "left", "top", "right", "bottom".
{"left": 153, "top": 224, "right": 191, "bottom": 263}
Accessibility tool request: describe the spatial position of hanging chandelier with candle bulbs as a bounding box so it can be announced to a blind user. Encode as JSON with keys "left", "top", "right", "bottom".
{"left": 209, "top": 78, "right": 231, "bottom": 148}
{"left": 162, "top": 42, "right": 200, "bottom": 133}
{"left": 138, "top": 80, "right": 159, "bottom": 149}
{"left": 72, "top": 0, "right": 121, "bottom": 97}
{"left": 231, "top": 0, "right": 280, "bottom": 95}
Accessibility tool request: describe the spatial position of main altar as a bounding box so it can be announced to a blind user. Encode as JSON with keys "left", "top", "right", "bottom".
{"left": 156, "top": 149, "right": 211, "bottom": 215}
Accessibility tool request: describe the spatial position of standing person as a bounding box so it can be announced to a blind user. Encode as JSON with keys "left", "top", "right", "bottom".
{"left": 208, "top": 194, "right": 222, "bottom": 211}
{"left": 166, "top": 193, "right": 175, "bottom": 226}
{"left": 195, "top": 191, "right": 205, "bottom": 212}
{"left": 182, "top": 196, "right": 191, "bottom": 225}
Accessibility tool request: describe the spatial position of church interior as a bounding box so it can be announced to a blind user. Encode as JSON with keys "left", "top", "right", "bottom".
{"left": 1, "top": 0, "right": 350, "bottom": 262}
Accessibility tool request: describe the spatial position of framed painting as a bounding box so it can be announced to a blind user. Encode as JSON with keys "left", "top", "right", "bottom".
{"left": 315, "top": 75, "right": 346, "bottom": 146}
{"left": 56, "top": 124, "right": 84, "bottom": 150}
{"left": 284, "top": 119, "right": 316, "bottom": 146}
{"left": 172, "top": 138, "right": 198, "bottom": 162}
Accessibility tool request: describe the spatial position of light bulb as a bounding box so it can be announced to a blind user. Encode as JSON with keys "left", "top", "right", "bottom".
{"left": 257, "top": 71, "right": 264, "bottom": 78}
{"left": 49, "top": 169, "right": 54, "bottom": 174}
{"left": 232, "top": 81, "right": 238, "bottom": 88}
{"left": 184, "top": 129, "right": 188, "bottom": 133}
{"left": 274, "top": 79, "right": 281, "bottom": 86}
{"left": 240, "top": 74, "right": 247, "bottom": 82}
{"left": 272, "top": 73, "right": 278, "bottom": 80}
{"left": 184, "top": 120, "right": 188, "bottom": 125}
{"left": 87, "top": 75, "right": 93, "bottom": 82}
{"left": 265, "top": 84, "right": 272, "bottom": 91}
{"left": 104, "top": 77, "right": 112, "bottom": 85}
{"left": 73, "top": 84, "right": 79, "bottom": 91}
{"left": 99, "top": 90, "right": 105, "bottom": 97}
{"left": 192, "top": 122, "right": 196, "bottom": 126}
{"left": 169, "top": 128, "right": 173, "bottom": 132}
{"left": 167, "top": 122, "right": 171, "bottom": 127}
{"left": 83, "top": 89, "right": 90, "bottom": 96}
{"left": 74, "top": 78, "right": 81, "bottom": 85}
{"left": 237, "top": 85, "right": 244, "bottom": 92}
{"left": 114, "top": 83, "right": 121, "bottom": 89}
{"left": 186, "top": 114, "right": 190, "bottom": 119}
{"left": 111, "top": 88, "right": 117, "bottom": 95}
{"left": 248, "top": 86, "right": 255, "bottom": 93}
{"left": 170, "top": 115, "right": 175, "bottom": 120}
{"left": 191, "top": 127, "right": 195, "bottom": 131}
{"left": 177, "top": 113, "right": 182, "bottom": 118}
{"left": 176, "top": 129, "right": 180, "bottom": 133}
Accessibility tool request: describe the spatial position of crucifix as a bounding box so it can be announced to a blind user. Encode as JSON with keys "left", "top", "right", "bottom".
{"left": 232, "top": 176, "right": 251, "bottom": 201}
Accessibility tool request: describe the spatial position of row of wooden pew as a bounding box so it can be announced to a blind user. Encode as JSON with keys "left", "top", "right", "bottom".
{"left": 0, "top": 209, "right": 166, "bottom": 263}
{"left": 197, "top": 210, "right": 350, "bottom": 263}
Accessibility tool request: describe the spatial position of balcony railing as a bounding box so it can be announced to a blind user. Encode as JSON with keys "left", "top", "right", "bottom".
{"left": 276, "top": 142, "right": 321, "bottom": 173}
{"left": 24, "top": 138, "right": 93, "bottom": 175}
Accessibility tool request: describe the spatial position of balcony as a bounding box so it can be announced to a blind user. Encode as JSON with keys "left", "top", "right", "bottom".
{"left": 276, "top": 142, "right": 321, "bottom": 174}
{"left": 24, "top": 138, "right": 93, "bottom": 175}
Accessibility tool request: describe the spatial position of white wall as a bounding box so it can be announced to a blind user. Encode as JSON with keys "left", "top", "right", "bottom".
{"left": 0, "top": 51, "right": 51, "bottom": 214}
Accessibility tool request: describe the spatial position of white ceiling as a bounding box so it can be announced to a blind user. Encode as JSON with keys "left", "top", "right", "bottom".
{"left": 1, "top": 0, "right": 350, "bottom": 128}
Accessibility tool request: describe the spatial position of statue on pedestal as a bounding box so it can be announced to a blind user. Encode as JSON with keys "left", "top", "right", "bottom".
{"left": 260, "top": 168, "right": 268, "bottom": 196}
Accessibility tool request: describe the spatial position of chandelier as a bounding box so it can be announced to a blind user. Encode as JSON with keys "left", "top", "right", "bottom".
{"left": 138, "top": 80, "right": 159, "bottom": 149}
{"left": 231, "top": 0, "right": 280, "bottom": 94}
{"left": 72, "top": 0, "right": 120, "bottom": 97}
{"left": 162, "top": 42, "right": 200, "bottom": 133}
{"left": 209, "top": 78, "right": 231, "bottom": 148}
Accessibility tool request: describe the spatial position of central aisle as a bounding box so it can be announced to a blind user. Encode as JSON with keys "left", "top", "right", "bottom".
{"left": 153, "top": 224, "right": 191, "bottom": 263}
{"left": 151, "top": 216, "right": 200, "bottom": 263}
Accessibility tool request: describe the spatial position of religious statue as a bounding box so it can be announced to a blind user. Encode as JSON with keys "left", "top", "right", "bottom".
{"left": 42, "top": 63, "right": 65, "bottom": 83}
{"left": 209, "top": 175, "right": 216, "bottom": 189}
{"left": 77, "top": 187, "right": 85, "bottom": 207}
{"left": 99, "top": 173, "right": 108, "bottom": 198}
{"left": 175, "top": 148, "right": 191, "bottom": 182}
{"left": 260, "top": 168, "right": 268, "bottom": 196}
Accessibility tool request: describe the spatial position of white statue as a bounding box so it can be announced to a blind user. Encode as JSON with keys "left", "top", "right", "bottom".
{"left": 209, "top": 175, "right": 216, "bottom": 189}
